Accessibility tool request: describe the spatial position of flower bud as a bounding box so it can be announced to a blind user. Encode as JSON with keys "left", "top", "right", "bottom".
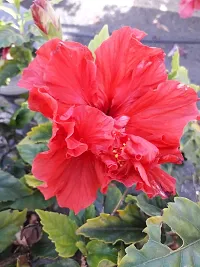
{"left": 31, "top": 0, "right": 62, "bottom": 39}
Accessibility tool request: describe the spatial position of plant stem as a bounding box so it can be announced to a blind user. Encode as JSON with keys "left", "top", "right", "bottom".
{"left": 111, "top": 187, "right": 129, "bottom": 215}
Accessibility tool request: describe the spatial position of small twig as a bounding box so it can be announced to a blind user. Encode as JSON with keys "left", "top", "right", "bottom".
{"left": 111, "top": 188, "right": 129, "bottom": 215}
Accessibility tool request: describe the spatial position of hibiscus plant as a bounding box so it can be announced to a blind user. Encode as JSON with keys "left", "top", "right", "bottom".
{"left": 0, "top": 0, "right": 200, "bottom": 267}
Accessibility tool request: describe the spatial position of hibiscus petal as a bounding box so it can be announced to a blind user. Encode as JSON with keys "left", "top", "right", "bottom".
{"left": 28, "top": 86, "right": 66, "bottom": 119}
{"left": 126, "top": 81, "right": 199, "bottom": 162}
{"left": 18, "top": 38, "right": 60, "bottom": 89}
{"left": 179, "top": 0, "right": 195, "bottom": 18}
{"left": 95, "top": 26, "right": 167, "bottom": 116}
{"left": 66, "top": 105, "right": 115, "bottom": 155}
{"left": 33, "top": 150, "right": 106, "bottom": 213}
{"left": 43, "top": 42, "right": 106, "bottom": 109}
{"left": 135, "top": 165, "right": 176, "bottom": 198}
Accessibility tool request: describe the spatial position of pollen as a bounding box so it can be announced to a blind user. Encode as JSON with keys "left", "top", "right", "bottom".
{"left": 115, "top": 154, "right": 119, "bottom": 159}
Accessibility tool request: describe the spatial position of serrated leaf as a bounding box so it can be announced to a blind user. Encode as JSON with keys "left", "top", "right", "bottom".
{"left": 17, "top": 136, "right": 48, "bottom": 164}
{"left": 46, "top": 258, "right": 80, "bottom": 267}
{"left": 0, "top": 25, "right": 26, "bottom": 47}
{"left": 0, "top": 209, "right": 27, "bottom": 252}
{"left": 86, "top": 240, "right": 117, "bottom": 267}
{"left": 10, "top": 105, "right": 35, "bottom": 128}
{"left": 27, "top": 122, "right": 52, "bottom": 143}
{"left": 77, "top": 204, "right": 146, "bottom": 244}
{"left": 88, "top": 25, "right": 109, "bottom": 57}
{"left": 69, "top": 204, "right": 96, "bottom": 226}
{"left": 24, "top": 175, "right": 43, "bottom": 188}
{"left": 135, "top": 193, "right": 172, "bottom": 216}
{"left": 31, "top": 233, "right": 58, "bottom": 259}
{"left": 104, "top": 185, "right": 122, "bottom": 214}
{"left": 0, "top": 169, "right": 32, "bottom": 202}
{"left": 120, "top": 197, "right": 200, "bottom": 267}
{"left": 36, "top": 210, "right": 79, "bottom": 258}
{"left": 10, "top": 190, "right": 54, "bottom": 210}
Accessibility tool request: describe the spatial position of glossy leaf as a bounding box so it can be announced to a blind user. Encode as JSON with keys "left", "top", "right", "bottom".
{"left": 0, "top": 25, "right": 26, "bottom": 48}
{"left": 0, "top": 169, "right": 32, "bottom": 202}
{"left": 10, "top": 105, "right": 35, "bottom": 128}
{"left": 104, "top": 185, "right": 122, "bottom": 214}
{"left": 10, "top": 190, "right": 54, "bottom": 210}
{"left": 120, "top": 197, "right": 200, "bottom": 267}
{"left": 86, "top": 240, "right": 117, "bottom": 267}
{"left": 27, "top": 122, "right": 52, "bottom": 143}
{"left": 0, "top": 209, "right": 27, "bottom": 252}
{"left": 31, "top": 233, "right": 58, "bottom": 259}
{"left": 36, "top": 210, "right": 79, "bottom": 258}
{"left": 135, "top": 193, "right": 171, "bottom": 216}
{"left": 77, "top": 204, "right": 146, "bottom": 244}
{"left": 88, "top": 25, "right": 109, "bottom": 57}
{"left": 24, "top": 174, "right": 43, "bottom": 188}
{"left": 17, "top": 136, "right": 47, "bottom": 164}
{"left": 69, "top": 204, "right": 96, "bottom": 226}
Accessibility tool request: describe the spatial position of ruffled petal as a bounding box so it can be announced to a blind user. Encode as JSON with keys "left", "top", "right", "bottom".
{"left": 43, "top": 42, "right": 106, "bottom": 109}
{"left": 95, "top": 26, "right": 167, "bottom": 116}
{"left": 18, "top": 38, "right": 60, "bottom": 89}
{"left": 28, "top": 86, "right": 68, "bottom": 120}
{"left": 33, "top": 150, "right": 107, "bottom": 213}
{"left": 135, "top": 165, "right": 176, "bottom": 198}
{"left": 126, "top": 81, "right": 199, "bottom": 163}
{"left": 64, "top": 105, "right": 115, "bottom": 155}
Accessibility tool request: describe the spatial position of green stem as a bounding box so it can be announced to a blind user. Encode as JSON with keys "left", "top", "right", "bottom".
{"left": 111, "top": 188, "right": 129, "bottom": 215}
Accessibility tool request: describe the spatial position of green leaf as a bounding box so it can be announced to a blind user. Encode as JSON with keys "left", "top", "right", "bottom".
{"left": 135, "top": 193, "right": 171, "bottom": 216}
{"left": 36, "top": 210, "right": 79, "bottom": 258}
{"left": 34, "top": 112, "right": 49, "bottom": 124}
{"left": 27, "top": 122, "right": 52, "bottom": 143}
{"left": 86, "top": 240, "right": 117, "bottom": 267}
{"left": 0, "top": 209, "right": 27, "bottom": 252}
{"left": 24, "top": 174, "right": 43, "bottom": 188}
{"left": 88, "top": 25, "right": 109, "bottom": 57}
{"left": 77, "top": 204, "right": 146, "bottom": 244}
{"left": 0, "top": 169, "right": 32, "bottom": 202}
{"left": 69, "top": 204, "right": 96, "bottom": 226}
{"left": 98, "top": 260, "right": 116, "bottom": 267}
{"left": 31, "top": 233, "right": 58, "bottom": 259}
{"left": 10, "top": 190, "right": 54, "bottom": 210}
{"left": 46, "top": 258, "right": 80, "bottom": 267}
{"left": 104, "top": 185, "right": 122, "bottom": 214}
{"left": 120, "top": 197, "right": 200, "bottom": 267}
{"left": 10, "top": 105, "right": 35, "bottom": 128}
{"left": 0, "top": 60, "right": 20, "bottom": 86}
{"left": 0, "top": 25, "right": 26, "bottom": 47}
{"left": 17, "top": 136, "right": 48, "bottom": 164}
{"left": 168, "top": 50, "right": 190, "bottom": 84}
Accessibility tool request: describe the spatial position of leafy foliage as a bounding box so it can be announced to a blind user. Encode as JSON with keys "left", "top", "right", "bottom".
{"left": 88, "top": 25, "right": 109, "bottom": 57}
{"left": 0, "top": 169, "right": 32, "bottom": 201}
{"left": 36, "top": 210, "right": 79, "bottom": 258}
{"left": 86, "top": 240, "right": 117, "bottom": 267}
{"left": 0, "top": 209, "right": 27, "bottom": 252}
{"left": 77, "top": 204, "right": 146, "bottom": 244}
{"left": 120, "top": 198, "right": 200, "bottom": 266}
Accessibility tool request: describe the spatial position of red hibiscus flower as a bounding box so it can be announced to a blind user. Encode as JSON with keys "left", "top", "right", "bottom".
{"left": 179, "top": 0, "right": 200, "bottom": 18}
{"left": 19, "top": 27, "right": 199, "bottom": 213}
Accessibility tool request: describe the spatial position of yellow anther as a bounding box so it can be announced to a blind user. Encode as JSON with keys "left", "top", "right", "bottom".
{"left": 115, "top": 154, "right": 119, "bottom": 159}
